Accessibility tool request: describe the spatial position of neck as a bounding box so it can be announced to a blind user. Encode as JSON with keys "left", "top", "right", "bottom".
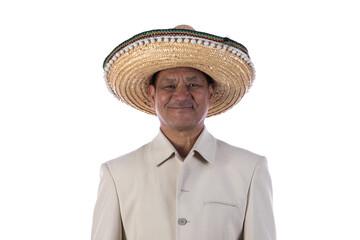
{"left": 160, "top": 125, "right": 204, "bottom": 159}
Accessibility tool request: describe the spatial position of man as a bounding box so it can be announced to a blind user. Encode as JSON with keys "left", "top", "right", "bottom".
{"left": 92, "top": 25, "right": 276, "bottom": 240}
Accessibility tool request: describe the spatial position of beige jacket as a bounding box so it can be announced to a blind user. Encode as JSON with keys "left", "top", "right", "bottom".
{"left": 91, "top": 128, "right": 276, "bottom": 240}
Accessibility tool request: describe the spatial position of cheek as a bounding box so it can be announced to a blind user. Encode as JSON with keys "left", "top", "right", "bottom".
{"left": 155, "top": 93, "right": 171, "bottom": 107}
{"left": 194, "top": 92, "right": 210, "bottom": 105}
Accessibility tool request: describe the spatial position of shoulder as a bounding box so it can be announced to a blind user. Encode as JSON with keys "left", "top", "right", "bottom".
{"left": 214, "top": 137, "right": 265, "bottom": 169}
{"left": 104, "top": 141, "right": 151, "bottom": 175}
{"left": 215, "top": 137, "right": 263, "bottom": 159}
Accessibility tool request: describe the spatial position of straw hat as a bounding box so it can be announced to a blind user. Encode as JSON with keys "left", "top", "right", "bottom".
{"left": 103, "top": 25, "right": 255, "bottom": 117}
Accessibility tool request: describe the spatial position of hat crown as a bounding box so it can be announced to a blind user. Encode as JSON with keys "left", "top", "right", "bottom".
{"left": 104, "top": 25, "right": 255, "bottom": 117}
{"left": 173, "top": 25, "right": 195, "bottom": 31}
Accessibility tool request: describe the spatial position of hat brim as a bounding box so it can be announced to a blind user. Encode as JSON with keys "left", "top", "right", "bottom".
{"left": 104, "top": 29, "right": 255, "bottom": 117}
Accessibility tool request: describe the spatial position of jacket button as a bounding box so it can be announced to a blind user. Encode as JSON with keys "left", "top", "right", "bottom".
{"left": 178, "top": 218, "right": 187, "bottom": 225}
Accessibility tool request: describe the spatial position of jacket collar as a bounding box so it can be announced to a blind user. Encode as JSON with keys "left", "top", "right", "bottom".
{"left": 191, "top": 127, "right": 216, "bottom": 164}
{"left": 150, "top": 127, "right": 216, "bottom": 166}
{"left": 150, "top": 130, "right": 178, "bottom": 166}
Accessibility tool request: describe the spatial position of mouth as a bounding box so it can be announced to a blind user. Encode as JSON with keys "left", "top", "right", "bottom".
{"left": 169, "top": 106, "right": 193, "bottom": 109}
{"left": 167, "top": 106, "right": 194, "bottom": 112}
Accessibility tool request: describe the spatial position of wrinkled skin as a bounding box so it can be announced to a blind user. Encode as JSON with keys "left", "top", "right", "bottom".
{"left": 148, "top": 67, "right": 214, "bottom": 133}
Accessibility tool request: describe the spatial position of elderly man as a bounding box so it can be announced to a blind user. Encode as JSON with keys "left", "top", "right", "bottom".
{"left": 91, "top": 25, "right": 276, "bottom": 240}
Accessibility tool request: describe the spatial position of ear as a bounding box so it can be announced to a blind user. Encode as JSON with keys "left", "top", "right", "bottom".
{"left": 208, "top": 83, "right": 214, "bottom": 107}
{"left": 148, "top": 85, "right": 156, "bottom": 109}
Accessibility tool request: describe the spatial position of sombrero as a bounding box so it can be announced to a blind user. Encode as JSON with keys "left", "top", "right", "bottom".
{"left": 103, "top": 25, "right": 255, "bottom": 117}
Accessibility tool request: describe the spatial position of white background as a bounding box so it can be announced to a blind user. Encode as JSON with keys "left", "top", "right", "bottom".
{"left": 1, "top": 0, "right": 359, "bottom": 239}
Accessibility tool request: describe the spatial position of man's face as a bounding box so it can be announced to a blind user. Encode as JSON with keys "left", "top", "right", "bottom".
{"left": 148, "top": 67, "right": 214, "bottom": 132}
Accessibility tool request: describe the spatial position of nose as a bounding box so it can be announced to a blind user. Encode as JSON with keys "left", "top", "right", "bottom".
{"left": 172, "top": 85, "right": 191, "bottom": 101}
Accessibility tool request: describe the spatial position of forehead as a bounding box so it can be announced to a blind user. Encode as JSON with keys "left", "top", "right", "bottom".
{"left": 157, "top": 67, "right": 207, "bottom": 81}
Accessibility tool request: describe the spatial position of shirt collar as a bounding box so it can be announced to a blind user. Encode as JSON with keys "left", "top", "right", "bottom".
{"left": 150, "top": 126, "right": 216, "bottom": 166}
{"left": 191, "top": 127, "right": 216, "bottom": 164}
{"left": 150, "top": 130, "right": 178, "bottom": 166}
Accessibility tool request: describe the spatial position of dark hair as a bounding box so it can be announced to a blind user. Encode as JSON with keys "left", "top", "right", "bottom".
{"left": 149, "top": 71, "right": 160, "bottom": 86}
{"left": 149, "top": 70, "right": 214, "bottom": 87}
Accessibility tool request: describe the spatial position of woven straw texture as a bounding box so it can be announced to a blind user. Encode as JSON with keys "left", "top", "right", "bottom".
{"left": 105, "top": 28, "right": 254, "bottom": 117}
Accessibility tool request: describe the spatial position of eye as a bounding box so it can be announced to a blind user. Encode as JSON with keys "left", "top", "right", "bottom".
{"left": 165, "top": 85, "right": 176, "bottom": 88}
{"left": 188, "top": 83, "right": 199, "bottom": 87}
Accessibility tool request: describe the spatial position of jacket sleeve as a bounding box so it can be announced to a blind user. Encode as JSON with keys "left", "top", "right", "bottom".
{"left": 243, "top": 157, "right": 276, "bottom": 240}
{"left": 91, "top": 163, "right": 123, "bottom": 240}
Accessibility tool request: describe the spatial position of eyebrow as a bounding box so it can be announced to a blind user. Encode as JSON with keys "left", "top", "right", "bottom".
{"left": 186, "top": 76, "right": 198, "bottom": 82}
{"left": 161, "top": 75, "right": 201, "bottom": 83}
{"left": 163, "top": 78, "right": 176, "bottom": 83}
{"left": 164, "top": 76, "right": 199, "bottom": 81}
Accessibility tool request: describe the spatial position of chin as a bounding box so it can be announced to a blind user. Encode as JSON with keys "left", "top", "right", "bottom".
{"left": 170, "top": 119, "right": 202, "bottom": 131}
